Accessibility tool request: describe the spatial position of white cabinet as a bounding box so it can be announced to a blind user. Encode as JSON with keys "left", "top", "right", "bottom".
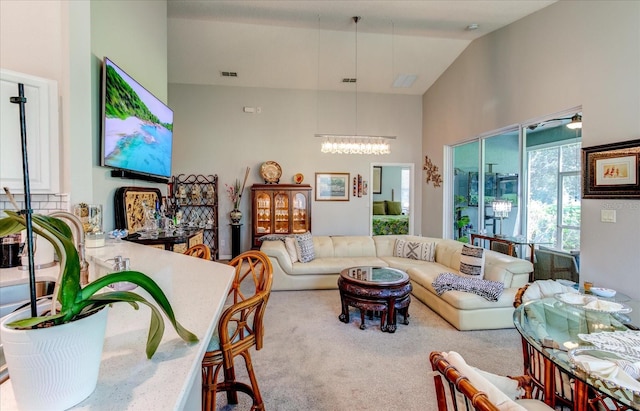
{"left": 0, "top": 69, "right": 59, "bottom": 193}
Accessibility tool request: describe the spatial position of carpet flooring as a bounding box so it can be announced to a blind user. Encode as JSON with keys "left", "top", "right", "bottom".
{"left": 215, "top": 289, "right": 523, "bottom": 410}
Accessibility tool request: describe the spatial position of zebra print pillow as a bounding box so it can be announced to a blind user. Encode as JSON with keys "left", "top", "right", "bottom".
{"left": 459, "top": 244, "right": 485, "bottom": 278}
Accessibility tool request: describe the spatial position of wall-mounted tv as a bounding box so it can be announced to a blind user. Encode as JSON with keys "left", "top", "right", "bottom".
{"left": 101, "top": 57, "right": 173, "bottom": 183}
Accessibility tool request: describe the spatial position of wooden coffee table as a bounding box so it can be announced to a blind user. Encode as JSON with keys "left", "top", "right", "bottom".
{"left": 338, "top": 266, "right": 412, "bottom": 333}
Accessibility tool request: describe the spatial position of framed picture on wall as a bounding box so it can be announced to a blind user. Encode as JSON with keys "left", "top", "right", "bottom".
{"left": 373, "top": 166, "right": 382, "bottom": 194}
{"left": 315, "top": 172, "right": 350, "bottom": 201}
{"left": 582, "top": 139, "right": 640, "bottom": 199}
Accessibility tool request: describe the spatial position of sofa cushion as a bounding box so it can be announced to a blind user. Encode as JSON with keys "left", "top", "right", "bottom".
{"left": 386, "top": 200, "right": 402, "bottom": 215}
{"left": 332, "top": 236, "right": 377, "bottom": 258}
{"left": 295, "top": 232, "right": 315, "bottom": 263}
{"left": 407, "top": 266, "right": 517, "bottom": 310}
{"left": 379, "top": 256, "right": 438, "bottom": 272}
{"left": 460, "top": 244, "right": 485, "bottom": 278}
{"left": 394, "top": 239, "right": 435, "bottom": 262}
{"left": 288, "top": 257, "right": 389, "bottom": 275}
{"left": 284, "top": 237, "right": 299, "bottom": 263}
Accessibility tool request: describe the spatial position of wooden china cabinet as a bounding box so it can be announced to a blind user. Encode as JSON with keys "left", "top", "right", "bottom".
{"left": 251, "top": 184, "right": 312, "bottom": 248}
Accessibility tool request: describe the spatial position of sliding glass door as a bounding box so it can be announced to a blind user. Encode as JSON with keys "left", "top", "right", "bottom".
{"left": 448, "top": 108, "right": 582, "bottom": 259}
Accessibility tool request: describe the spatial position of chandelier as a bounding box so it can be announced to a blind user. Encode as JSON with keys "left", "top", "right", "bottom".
{"left": 317, "top": 134, "right": 393, "bottom": 155}
{"left": 491, "top": 199, "right": 512, "bottom": 238}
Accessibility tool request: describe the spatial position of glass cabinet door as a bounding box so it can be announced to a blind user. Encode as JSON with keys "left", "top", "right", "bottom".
{"left": 292, "top": 192, "right": 308, "bottom": 233}
{"left": 255, "top": 192, "right": 272, "bottom": 235}
{"left": 274, "top": 192, "right": 289, "bottom": 233}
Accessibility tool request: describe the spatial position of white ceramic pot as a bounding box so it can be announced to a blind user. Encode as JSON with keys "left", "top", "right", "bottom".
{"left": 0, "top": 305, "right": 108, "bottom": 410}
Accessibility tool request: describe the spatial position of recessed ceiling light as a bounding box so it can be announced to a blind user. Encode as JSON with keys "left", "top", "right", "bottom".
{"left": 393, "top": 74, "right": 417, "bottom": 88}
{"left": 466, "top": 23, "right": 479, "bottom": 31}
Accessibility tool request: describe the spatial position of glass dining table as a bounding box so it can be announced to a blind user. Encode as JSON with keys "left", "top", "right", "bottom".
{"left": 513, "top": 296, "right": 640, "bottom": 411}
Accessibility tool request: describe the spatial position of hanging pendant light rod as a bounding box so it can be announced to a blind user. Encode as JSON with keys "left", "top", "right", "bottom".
{"left": 354, "top": 16, "right": 360, "bottom": 136}
{"left": 315, "top": 15, "right": 396, "bottom": 154}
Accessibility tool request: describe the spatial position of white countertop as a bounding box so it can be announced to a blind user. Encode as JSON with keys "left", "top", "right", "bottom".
{"left": 0, "top": 240, "right": 235, "bottom": 410}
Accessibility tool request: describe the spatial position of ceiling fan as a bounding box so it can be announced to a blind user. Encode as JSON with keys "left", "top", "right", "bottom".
{"left": 527, "top": 113, "right": 582, "bottom": 131}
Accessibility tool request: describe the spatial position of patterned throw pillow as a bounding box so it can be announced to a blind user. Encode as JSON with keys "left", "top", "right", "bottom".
{"left": 459, "top": 244, "right": 485, "bottom": 278}
{"left": 284, "top": 237, "right": 299, "bottom": 264}
{"left": 394, "top": 239, "right": 436, "bottom": 262}
{"left": 294, "top": 232, "right": 315, "bottom": 263}
{"left": 259, "top": 234, "right": 288, "bottom": 242}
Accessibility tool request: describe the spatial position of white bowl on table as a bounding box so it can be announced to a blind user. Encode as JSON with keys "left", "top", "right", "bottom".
{"left": 589, "top": 287, "right": 616, "bottom": 298}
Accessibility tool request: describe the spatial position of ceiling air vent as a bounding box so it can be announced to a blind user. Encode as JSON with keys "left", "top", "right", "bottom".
{"left": 221, "top": 71, "right": 238, "bottom": 77}
{"left": 342, "top": 78, "right": 357, "bottom": 83}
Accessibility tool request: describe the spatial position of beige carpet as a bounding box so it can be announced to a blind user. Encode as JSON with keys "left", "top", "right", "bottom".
{"left": 215, "top": 289, "right": 523, "bottom": 410}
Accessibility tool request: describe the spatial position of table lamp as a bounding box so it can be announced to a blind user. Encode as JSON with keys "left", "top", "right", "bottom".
{"left": 492, "top": 199, "right": 512, "bottom": 238}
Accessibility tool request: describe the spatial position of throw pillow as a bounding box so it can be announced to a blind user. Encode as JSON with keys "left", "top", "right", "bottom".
{"left": 284, "top": 237, "right": 299, "bottom": 264}
{"left": 393, "top": 239, "right": 436, "bottom": 262}
{"left": 259, "top": 234, "right": 288, "bottom": 242}
{"left": 372, "top": 202, "right": 386, "bottom": 215}
{"left": 459, "top": 244, "right": 485, "bottom": 278}
{"left": 294, "top": 231, "right": 315, "bottom": 263}
{"left": 386, "top": 201, "right": 402, "bottom": 215}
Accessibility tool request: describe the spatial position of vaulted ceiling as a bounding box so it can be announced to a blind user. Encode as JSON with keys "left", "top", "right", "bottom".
{"left": 167, "top": 1, "right": 556, "bottom": 95}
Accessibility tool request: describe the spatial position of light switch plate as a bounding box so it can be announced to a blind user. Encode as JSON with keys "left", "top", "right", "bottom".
{"left": 601, "top": 209, "right": 616, "bottom": 223}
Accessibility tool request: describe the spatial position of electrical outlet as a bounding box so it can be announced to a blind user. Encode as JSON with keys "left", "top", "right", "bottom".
{"left": 221, "top": 239, "right": 227, "bottom": 246}
{"left": 601, "top": 209, "right": 616, "bottom": 223}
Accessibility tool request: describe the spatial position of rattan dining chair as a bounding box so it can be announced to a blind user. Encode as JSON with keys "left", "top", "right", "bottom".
{"left": 429, "top": 351, "right": 551, "bottom": 411}
{"left": 183, "top": 244, "right": 212, "bottom": 260}
{"left": 513, "top": 282, "right": 575, "bottom": 408}
{"left": 202, "top": 250, "right": 273, "bottom": 411}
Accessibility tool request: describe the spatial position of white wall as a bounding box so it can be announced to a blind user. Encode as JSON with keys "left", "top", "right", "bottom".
{"left": 373, "top": 166, "right": 403, "bottom": 203}
{"left": 168, "top": 84, "right": 423, "bottom": 254}
{"left": 0, "top": 0, "right": 168, "bottom": 231}
{"left": 422, "top": 1, "right": 640, "bottom": 298}
{"left": 90, "top": 0, "right": 169, "bottom": 231}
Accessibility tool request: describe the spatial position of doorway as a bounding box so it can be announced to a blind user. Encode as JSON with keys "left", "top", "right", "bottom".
{"left": 370, "top": 163, "right": 414, "bottom": 236}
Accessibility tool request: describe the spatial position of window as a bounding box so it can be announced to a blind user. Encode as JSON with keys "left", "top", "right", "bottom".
{"left": 526, "top": 140, "right": 581, "bottom": 251}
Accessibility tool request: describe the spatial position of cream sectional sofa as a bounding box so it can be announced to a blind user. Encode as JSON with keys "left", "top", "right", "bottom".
{"left": 260, "top": 235, "right": 533, "bottom": 330}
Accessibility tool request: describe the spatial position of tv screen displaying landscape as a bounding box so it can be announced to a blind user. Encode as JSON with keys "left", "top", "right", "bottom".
{"left": 101, "top": 57, "right": 173, "bottom": 178}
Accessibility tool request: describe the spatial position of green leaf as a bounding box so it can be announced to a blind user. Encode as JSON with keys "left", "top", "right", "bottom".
{"left": 82, "top": 271, "right": 199, "bottom": 347}
{"left": 0, "top": 217, "right": 24, "bottom": 237}
{"left": 1, "top": 211, "right": 198, "bottom": 360}
{"left": 7, "top": 311, "right": 66, "bottom": 328}
{"left": 88, "top": 291, "right": 167, "bottom": 359}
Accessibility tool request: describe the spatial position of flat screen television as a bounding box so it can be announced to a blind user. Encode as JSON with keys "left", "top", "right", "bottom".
{"left": 100, "top": 57, "right": 173, "bottom": 183}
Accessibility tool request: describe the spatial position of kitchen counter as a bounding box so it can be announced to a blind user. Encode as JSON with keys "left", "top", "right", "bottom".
{"left": 0, "top": 240, "right": 235, "bottom": 410}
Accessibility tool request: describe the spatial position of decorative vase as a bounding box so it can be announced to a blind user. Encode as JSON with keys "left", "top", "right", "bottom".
{"left": 230, "top": 209, "right": 243, "bottom": 224}
{"left": 0, "top": 305, "right": 109, "bottom": 410}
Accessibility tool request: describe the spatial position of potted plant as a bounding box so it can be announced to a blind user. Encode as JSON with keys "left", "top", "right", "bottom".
{"left": 454, "top": 195, "right": 471, "bottom": 243}
{"left": 0, "top": 210, "right": 198, "bottom": 410}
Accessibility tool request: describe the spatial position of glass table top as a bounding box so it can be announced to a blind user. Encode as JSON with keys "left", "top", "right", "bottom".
{"left": 514, "top": 297, "right": 640, "bottom": 408}
{"left": 341, "top": 266, "right": 408, "bottom": 284}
